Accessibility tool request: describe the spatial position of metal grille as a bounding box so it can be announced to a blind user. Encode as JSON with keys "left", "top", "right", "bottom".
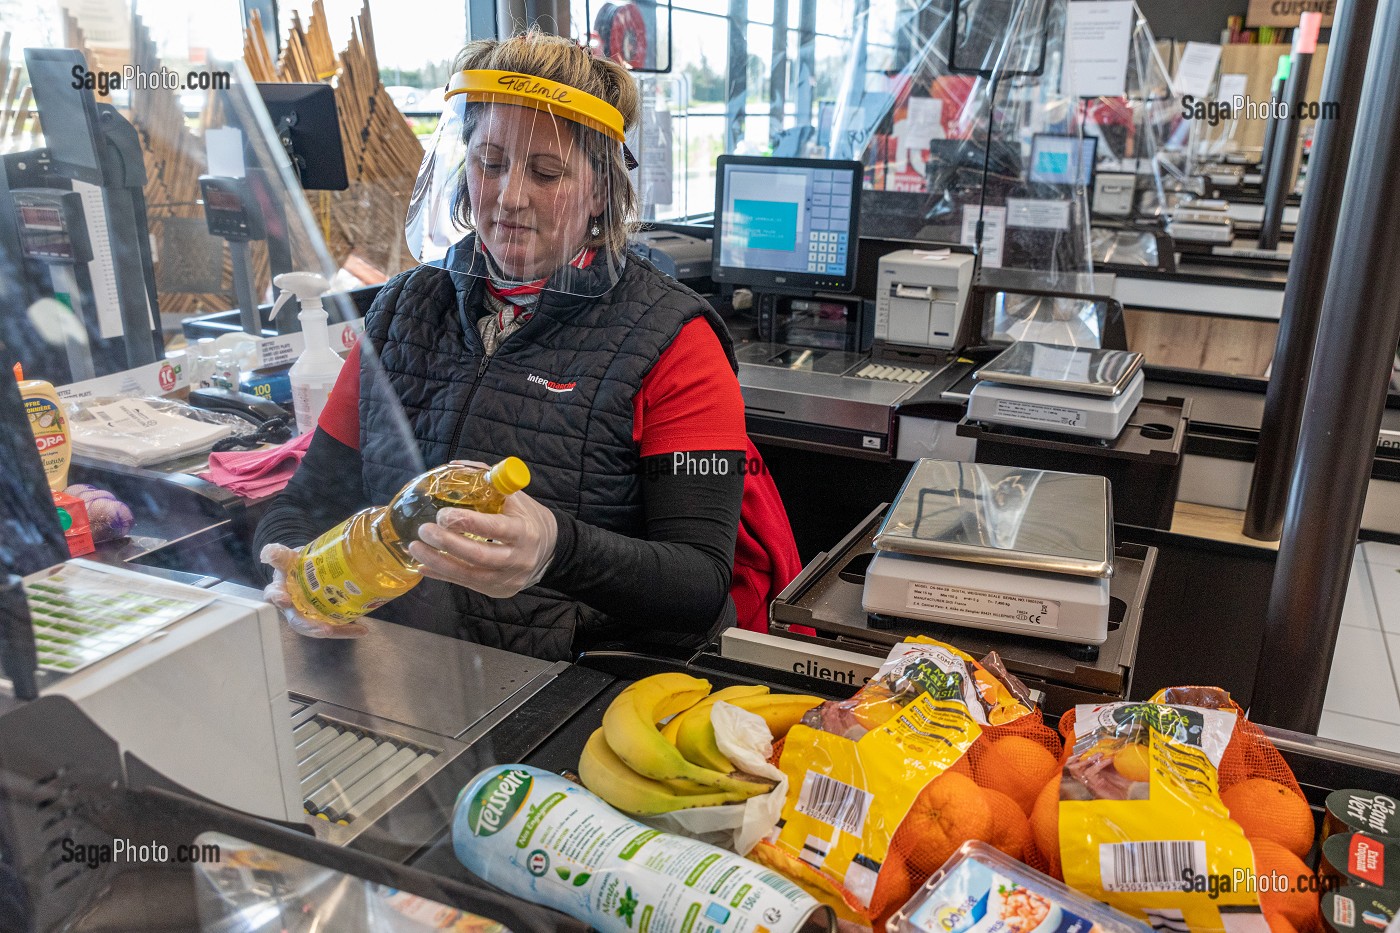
{"left": 292, "top": 715, "right": 436, "bottom": 825}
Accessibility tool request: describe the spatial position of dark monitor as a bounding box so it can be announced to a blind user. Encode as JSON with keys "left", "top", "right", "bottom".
{"left": 1029, "top": 134, "right": 1097, "bottom": 187}
{"left": 949, "top": 0, "right": 1050, "bottom": 77}
{"left": 712, "top": 155, "right": 862, "bottom": 294}
{"left": 256, "top": 83, "right": 349, "bottom": 191}
{"left": 23, "top": 49, "right": 104, "bottom": 185}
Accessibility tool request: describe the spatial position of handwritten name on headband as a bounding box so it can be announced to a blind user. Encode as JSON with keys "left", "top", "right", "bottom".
{"left": 495, "top": 73, "right": 571, "bottom": 103}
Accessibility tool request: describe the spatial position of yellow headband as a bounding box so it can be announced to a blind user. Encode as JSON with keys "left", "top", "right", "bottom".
{"left": 445, "top": 69, "right": 626, "bottom": 143}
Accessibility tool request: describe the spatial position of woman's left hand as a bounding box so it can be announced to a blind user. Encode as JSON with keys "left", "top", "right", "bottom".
{"left": 409, "top": 490, "right": 559, "bottom": 598}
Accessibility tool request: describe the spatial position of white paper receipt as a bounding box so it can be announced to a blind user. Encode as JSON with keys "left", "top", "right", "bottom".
{"left": 907, "top": 581, "right": 1060, "bottom": 631}
{"left": 994, "top": 399, "right": 1084, "bottom": 427}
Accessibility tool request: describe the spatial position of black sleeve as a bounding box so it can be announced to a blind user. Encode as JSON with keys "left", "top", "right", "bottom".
{"left": 540, "top": 450, "right": 744, "bottom": 633}
{"left": 250, "top": 428, "right": 370, "bottom": 583}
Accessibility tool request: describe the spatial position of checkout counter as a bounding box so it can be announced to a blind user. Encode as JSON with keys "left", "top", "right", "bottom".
{"left": 4, "top": 547, "right": 1400, "bottom": 931}
{"left": 2, "top": 34, "right": 1398, "bottom": 930}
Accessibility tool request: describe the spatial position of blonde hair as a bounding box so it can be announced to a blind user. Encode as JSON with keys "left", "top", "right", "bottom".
{"left": 449, "top": 30, "right": 640, "bottom": 260}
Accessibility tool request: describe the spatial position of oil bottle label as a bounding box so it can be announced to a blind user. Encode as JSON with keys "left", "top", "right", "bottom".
{"left": 296, "top": 525, "right": 388, "bottom": 623}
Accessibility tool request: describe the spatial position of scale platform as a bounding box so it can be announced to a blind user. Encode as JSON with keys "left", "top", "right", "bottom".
{"left": 958, "top": 395, "right": 1190, "bottom": 529}
{"left": 968, "top": 342, "right": 1145, "bottom": 440}
{"left": 865, "top": 461, "right": 1113, "bottom": 645}
{"left": 769, "top": 504, "right": 1155, "bottom": 715}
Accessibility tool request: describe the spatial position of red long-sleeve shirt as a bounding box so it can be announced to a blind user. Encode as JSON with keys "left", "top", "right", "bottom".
{"left": 317, "top": 319, "right": 800, "bottom": 632}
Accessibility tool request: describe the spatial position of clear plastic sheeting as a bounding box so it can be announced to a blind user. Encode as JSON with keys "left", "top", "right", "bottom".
{"left": 630, "top": 74, "right": 693, "bottom": 222}
{"left": 193, "top": 832, "right": 509, "bottom": 932}
{"left": 829, "top": 0, "right": 1092, "bottom": 277}
{"left": 816, "top": 0, "right": 1184, "bottom": 280}
{"left": 1090, "top": 227, "right": 1160, "bottom": 268}
{"left": 1, "top": 2, "right": 427, "bottom": 377}
{"left": 0, "top": 4, "right": 530, "bottom": 865}
{"left": 1093, "top": 6, "right": 1179, "bottom": 208}
{"left": 983, "top": 292, "right": 1103, "bottom": 347}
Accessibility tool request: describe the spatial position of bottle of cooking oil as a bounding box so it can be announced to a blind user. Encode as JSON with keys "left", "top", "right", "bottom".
{"left": 285, "top": 457, "right": 531, "bottom": 625}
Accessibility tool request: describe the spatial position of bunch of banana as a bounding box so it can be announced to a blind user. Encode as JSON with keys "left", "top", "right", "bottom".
{"left": 672, "top": 691, "right": 823, "bottom": 774}
{"left": 578, "top": 672, "right": 824, "bottom": 816}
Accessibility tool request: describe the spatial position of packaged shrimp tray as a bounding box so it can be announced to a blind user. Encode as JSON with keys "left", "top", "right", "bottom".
{"left": 886, "top": 841, "right": 1152, "bottom": 933}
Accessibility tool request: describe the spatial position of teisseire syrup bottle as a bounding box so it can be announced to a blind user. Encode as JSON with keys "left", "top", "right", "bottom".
{"left": 286, "top": 457, "right": 531, "bottom": 625}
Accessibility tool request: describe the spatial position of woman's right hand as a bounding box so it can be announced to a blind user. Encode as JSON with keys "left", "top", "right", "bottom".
{"left": 259, "top": 543, "right": 367, "bottom": 639}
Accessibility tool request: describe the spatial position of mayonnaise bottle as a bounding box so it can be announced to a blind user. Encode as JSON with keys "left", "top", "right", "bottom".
{"left": 14, "top": 363, "right": 72, "bottom": 490}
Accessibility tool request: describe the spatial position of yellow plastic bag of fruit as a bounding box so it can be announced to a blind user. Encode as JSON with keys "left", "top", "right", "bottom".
{"left": 750, "top": 637, "right": 1056, "bottom": 927}
{"left": 1038, "top": 687, "right": 1322, "bottom": 933}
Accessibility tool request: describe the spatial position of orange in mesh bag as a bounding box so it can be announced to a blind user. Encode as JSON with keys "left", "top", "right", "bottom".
{"left": 751, "top": 637, "right": 1063, "bottom": 930}
{"left": 1027, "top": 686, "right": 1322, "bottom": 933}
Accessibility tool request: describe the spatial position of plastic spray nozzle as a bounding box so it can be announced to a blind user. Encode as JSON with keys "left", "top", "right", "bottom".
{"left": 270, "top": 271, "right": 332, "bottom": 320}
{"left": 12, "top": 363, "right": 22, "bottom": 382}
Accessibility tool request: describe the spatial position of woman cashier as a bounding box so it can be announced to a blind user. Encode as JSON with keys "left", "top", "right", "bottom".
{"left": 255, "top": 31, "right": 800, "bottom": 662}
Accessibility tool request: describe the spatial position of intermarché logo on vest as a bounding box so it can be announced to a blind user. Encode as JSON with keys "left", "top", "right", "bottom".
{"left": 528, "top": 373, "right": 578, "bottom": 394}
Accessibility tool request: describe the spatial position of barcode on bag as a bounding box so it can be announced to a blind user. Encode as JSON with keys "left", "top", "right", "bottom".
{"left": 795, "top": 772, "right": 872, "bottom": 836}
{"left": 303, "top": 559, "right": 321, "bottom": 592}
{"left": 1100, "top": 841, "right": 1206, "bottom": 892}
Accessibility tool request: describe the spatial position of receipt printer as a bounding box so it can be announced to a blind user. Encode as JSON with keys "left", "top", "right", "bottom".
{"left": 875, "top": 250, "right": 976, "bottom": 350}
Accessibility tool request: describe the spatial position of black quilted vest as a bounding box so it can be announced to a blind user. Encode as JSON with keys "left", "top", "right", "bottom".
{"left": 358, "top": 246, "right": 737, "bottom": 661}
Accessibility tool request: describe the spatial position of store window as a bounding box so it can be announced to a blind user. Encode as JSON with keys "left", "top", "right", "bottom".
{"left": 614, "top": 0, "right": 866, "bottom": 221}
{"left": 274, "top": 0, "right": 463, "bottom": 137}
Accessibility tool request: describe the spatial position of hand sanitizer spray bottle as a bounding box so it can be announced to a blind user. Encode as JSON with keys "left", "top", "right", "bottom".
{"left": 271, "top": 272, "right": 343, "bottom": 434}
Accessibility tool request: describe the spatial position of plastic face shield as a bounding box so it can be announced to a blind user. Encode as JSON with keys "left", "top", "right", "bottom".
{"left": 404, "top": 70, "right": 627, "bottom": 297}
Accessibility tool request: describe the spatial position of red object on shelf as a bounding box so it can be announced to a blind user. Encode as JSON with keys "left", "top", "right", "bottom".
{"left": 53, "top": 491, "right": 94, "bottom": 558}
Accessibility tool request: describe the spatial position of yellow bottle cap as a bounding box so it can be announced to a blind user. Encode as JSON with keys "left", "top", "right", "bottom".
{"left": 489, "top": 457, "right": 531, "bottom": 495}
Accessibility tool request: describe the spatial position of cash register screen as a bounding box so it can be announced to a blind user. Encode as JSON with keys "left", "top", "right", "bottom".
{"left": 1029, "top": 134, "right": 1097, "bottom": 187}
{"left": 713, "top": 155, "right": 862, "bottom": 293}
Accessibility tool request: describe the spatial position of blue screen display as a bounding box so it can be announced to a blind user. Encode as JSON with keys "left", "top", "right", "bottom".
{"left": 717, "top": 161, "right": 857, "bottom": 281}
{"left": 1029, "top": 135, "right": 1097, "bottom": 186}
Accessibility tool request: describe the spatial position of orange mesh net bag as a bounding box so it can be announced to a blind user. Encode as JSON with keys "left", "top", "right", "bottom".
{"left": 1025, "top": 686, "right": 1320, "bottom": 933}
{"left": 871, "top": 707, "right": 1063, "bottom": 924}
{"left": 752, "top": 640, "right": 1063, "bottom": 930}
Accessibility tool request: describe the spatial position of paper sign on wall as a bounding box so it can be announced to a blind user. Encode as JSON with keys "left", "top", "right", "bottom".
{"left": 1063, "top": 0, "right": 1135, "bottom": 98}
{"left": 961, "top": 206, "right": 1006, "bottom": 269}
{"left": 903, "top": 97, "right": 944, "bottom": 145}
{"left": 1174, "top": 42, "right": 1223, "bottom": 99}
{"left": 1006, "top": 198, "right": 1072, "bottom": 231}
{"left": 1217, "top": 73, "right": 1249, "bottom": 106}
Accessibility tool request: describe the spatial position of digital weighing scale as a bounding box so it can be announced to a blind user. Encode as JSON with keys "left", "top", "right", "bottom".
{"left": 861, "top": 460, "right": 1114, "bottom": 646}
{"left": 967, "top": 342, "right": 1145, "bottom": 440}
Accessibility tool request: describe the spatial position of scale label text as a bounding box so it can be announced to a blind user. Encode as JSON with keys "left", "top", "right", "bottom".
{"left": 994, "top": 399, "right": 1084, "bottom": 427}
{"left": 906, "top": 581, "right": 1060, "bottom": 631}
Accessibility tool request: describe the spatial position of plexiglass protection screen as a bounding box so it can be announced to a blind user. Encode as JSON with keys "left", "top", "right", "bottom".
{"left": 0, "top": 2, "right": 527, "bottom": 879}
{"left": 404, "top": 66, "right": 628, "bottom": 297}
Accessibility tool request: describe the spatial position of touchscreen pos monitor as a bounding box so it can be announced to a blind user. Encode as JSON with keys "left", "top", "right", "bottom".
{"left": 1029, "top": 134, "right": 1098, "bottom": 187}
{"left": 712, "top": 156, "right": 862, "bottom": 293}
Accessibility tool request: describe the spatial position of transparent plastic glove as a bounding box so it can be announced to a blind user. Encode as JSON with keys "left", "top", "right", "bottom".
{"left": 259, "top": 543, "right": 368, "bottom": 638}
{"left": 409, "top": 489, "right": 558, "bottom": 599}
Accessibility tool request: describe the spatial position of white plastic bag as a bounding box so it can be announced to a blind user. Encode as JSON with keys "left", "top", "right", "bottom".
{"left": 642, "top": 701, "right": 787, "bottom": 855}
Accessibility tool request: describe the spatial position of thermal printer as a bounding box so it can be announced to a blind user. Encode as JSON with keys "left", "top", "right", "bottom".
{"left": 874, "top": 249, "right": 977, "bottom": 350}
{"left": 629, "top": 230, "right": 713, "bottom": 283}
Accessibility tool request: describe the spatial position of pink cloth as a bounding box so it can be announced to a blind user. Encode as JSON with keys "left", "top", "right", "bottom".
{"left": 200, "top": 432, "right": 314, "bottom": 498}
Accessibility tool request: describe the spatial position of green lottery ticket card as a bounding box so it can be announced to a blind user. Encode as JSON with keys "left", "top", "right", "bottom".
{"left": 24, "top": 563, "right": 216, "bottom": 674}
